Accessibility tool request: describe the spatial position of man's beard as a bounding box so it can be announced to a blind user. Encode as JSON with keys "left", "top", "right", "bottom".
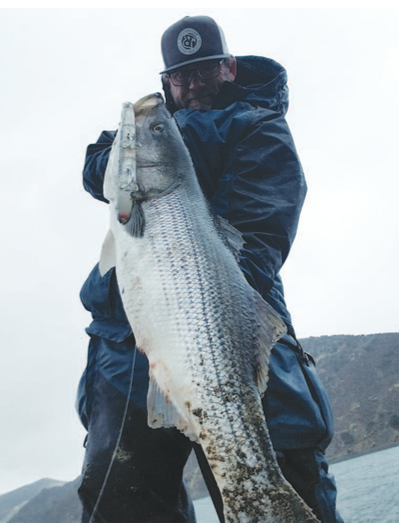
{"left": 182, "top": 89, "right": 217, "bottom": 110}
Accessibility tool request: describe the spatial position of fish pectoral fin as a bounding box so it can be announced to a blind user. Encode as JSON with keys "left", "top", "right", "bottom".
{"left": 125, "top": 201, "right": 145, "bottom": 238}
{"left": 253, "top": 292, "right": 287, "bottom": 395}
{"left": 99, "top": 229, "right": 117, "bottom": 277}
{"left": 147, "top": 373, "right": 199, "bottom": 442}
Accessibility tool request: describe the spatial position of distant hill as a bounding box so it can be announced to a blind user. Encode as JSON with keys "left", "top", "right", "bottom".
{"left": 0, "top": 478, "right": 81, "bottom": 523}
{"left": 2, "top": 333, "right": 398, "bottom": 521}
{"left": 301, "top": 332, "right": 399, "bottom": 462}
{"left": 0, "top": 478, "right": 65, "bottom": 522}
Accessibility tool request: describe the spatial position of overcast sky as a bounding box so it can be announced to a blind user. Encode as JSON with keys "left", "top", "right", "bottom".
{"left": 1, "top": 7, "right": 398, "bottom": 496}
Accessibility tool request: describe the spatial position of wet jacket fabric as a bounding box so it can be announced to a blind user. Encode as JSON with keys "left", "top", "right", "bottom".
{"left": 77, "top": 55, "right": 334, "bottom": 450}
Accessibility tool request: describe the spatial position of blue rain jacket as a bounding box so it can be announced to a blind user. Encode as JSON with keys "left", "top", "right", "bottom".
{"left": 77, "top": 56, "right": 333, "bottom": 450}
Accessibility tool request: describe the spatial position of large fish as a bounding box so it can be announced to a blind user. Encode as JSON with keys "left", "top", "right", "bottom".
{"left": 99, "top": 93, "right": 319, "bottom": 523}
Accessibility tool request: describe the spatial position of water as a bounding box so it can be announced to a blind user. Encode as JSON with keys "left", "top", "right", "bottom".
{"left": 332, "top": 446, "right": 399, "bottom": 523}
{"left": 193, "top": 445, "right": 399, "bottom": 522}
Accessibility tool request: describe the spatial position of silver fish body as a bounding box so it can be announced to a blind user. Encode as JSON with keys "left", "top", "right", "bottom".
{"left": 100, "top": 94, "right": 319, "bottom": 523}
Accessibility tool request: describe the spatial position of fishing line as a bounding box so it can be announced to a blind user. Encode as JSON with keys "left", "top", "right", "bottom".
{"left": 88, "top": 344, "right": 138, "bottom": 523}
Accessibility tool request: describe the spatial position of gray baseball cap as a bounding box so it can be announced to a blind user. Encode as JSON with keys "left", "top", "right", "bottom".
{"left": 160, "top": 16, "right": 230, "bottom": 74}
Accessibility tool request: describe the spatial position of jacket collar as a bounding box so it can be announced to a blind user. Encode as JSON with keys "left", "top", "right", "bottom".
{"left": 213, "top": 56, "right": 289, "bottom": 114}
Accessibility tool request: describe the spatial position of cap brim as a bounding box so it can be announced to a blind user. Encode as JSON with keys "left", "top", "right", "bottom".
{"left": 160, "top": 53, "right": 231, "bottom": 74}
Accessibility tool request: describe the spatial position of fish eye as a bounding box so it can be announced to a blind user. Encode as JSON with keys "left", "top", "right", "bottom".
{"left": 152, "top": 123, "right": 164, "bottom": 133}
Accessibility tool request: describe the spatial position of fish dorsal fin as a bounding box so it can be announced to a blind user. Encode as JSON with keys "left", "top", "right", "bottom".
{"left": 147, "top": 370, "right": 199, "bottom": 443}
{"left": 253, "top": 292, "right": 287, "bottom": 395}
{"left": 213, "top": 213, "right": 245, "bottom": 258}
{"left": 99, "top": 229, "right": 116, "bottom": 277}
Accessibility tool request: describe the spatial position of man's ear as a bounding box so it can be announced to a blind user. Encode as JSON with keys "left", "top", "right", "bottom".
{"left": 227, "top": 55, "right": 237, "bottom": 82}
{"left": 162, "top": 73, "right": 171, "bottom": 87}
{"left": 161, "top": 74, "right": 178, "bottom": 114}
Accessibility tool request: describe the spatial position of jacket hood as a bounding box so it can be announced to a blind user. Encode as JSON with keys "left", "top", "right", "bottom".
{"left": 162, "top": 55, "right": 289, "bottom": 115}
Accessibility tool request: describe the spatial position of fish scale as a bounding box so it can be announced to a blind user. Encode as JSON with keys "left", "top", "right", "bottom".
{"left": 100, "top": 94, "right": 320, "bottom": 522}
{"left": 147, "top": 194, "right": 231, "bottom": 391}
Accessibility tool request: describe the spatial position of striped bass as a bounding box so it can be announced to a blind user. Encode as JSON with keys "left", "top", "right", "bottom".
{"left": 99, "top": 93, "right": 319, "bottom": 523}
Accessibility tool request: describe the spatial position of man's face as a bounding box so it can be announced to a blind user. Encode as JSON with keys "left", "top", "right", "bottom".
{"left": 164, "top": 57, "right": 237, "bottom": 111}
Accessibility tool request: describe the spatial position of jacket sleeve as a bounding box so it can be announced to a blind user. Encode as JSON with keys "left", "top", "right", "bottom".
{"left": 224, "top": 107, "right": 307, "bottom": 296}
{"left": 82, "top": 130, "right": 117, "bottom": 203}
{"left": 175, "top": 104, "right": 307, "bottom": 298}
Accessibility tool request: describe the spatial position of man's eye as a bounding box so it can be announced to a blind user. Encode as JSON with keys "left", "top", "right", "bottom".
{"left": 200, "top": 65, "right": 214, "bottom": 74}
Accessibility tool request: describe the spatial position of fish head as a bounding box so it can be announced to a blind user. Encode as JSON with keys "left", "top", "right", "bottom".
{"left": 133, "top": 93, "right": 193, "bottom": 200}
{"left": 104, "top": 94, "right": 196, "bottom": 237}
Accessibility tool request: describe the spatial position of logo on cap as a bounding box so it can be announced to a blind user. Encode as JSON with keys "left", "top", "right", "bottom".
{"left": 177, "top": 28, "right": 202, "bottom": 55}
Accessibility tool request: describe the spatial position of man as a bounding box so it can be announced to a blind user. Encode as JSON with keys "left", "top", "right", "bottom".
{"left": 77, "top": 15, "right": 343, "bottom": 523}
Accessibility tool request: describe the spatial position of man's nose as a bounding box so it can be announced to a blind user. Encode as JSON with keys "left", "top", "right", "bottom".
{"left": 188, "top": 72, "right": 206, "bottom": 89}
